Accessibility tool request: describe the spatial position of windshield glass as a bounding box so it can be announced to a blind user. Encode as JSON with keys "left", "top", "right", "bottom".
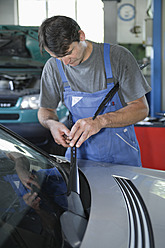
{"left": 0, "top": 127, "right": 68, "bottom": 247}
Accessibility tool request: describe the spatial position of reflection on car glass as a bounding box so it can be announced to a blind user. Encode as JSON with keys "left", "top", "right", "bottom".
{"left": 0, "top": 129, "right": 53, "bottom": 168}
{"left": 0, "top": 151, "right": 68, "bottom": 248}
{"left": 0, "top": 138, "right": 34, "bottom": 158}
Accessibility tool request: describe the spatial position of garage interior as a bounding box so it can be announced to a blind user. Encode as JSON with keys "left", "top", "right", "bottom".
{"left": 0, "top": 0, "right": 164, "bottom": 170}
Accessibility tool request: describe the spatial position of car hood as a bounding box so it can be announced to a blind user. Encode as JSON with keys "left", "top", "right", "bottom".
{"left": 0, "top": 25, "right": 50, "bottom": 91}
{"left": 0, "top": 56, "right": 44, "bottom": 69}
{"left": 78, "top": 160, "right": 165, "bottom": 248}
{"left": 0, "top": 25, "right": 50, "bottom": 67}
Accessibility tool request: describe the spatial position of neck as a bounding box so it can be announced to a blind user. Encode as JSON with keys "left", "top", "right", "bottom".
{"left": 81, "top": 41, "right": 93, "bottom": 63}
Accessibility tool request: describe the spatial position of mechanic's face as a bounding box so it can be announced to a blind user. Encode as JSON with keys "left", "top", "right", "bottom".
{"left": 45, "top": 30, "right": 90, "bottom": 67}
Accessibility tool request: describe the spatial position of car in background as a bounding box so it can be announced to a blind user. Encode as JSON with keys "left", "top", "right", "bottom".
{"left": 0, "top": 123, "right": 165, "bottom": 248}
{"left": 0, "top": 25, "right": 68, "bottom": 155}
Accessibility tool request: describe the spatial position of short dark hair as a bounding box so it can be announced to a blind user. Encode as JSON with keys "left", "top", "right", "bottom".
{"left": 38, "top": 15, "right": 81, "bottom": 57}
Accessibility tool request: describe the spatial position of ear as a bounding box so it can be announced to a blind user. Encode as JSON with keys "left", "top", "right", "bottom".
{"left": 78, "top": 30, "right": 85, "bottom": 41}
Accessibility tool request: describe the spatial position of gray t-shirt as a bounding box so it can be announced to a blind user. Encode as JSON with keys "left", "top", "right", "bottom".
{"left": 40, "top": 42, "right": 151, "bottom": 109}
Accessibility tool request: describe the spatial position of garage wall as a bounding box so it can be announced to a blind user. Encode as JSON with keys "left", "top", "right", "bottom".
{"left": 0, "top": 0, "right": 18, "bottom": 25}
{"left": 103, "top": 0, "right": 151, "bottom": 44}
{"left": 117, "top": 0, "right": 149, "bottom": 44}
{"left": 0, "top": 0, "right": 150, "bottom": 45}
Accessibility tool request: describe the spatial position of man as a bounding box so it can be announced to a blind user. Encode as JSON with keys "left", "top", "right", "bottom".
{"left": 38, "top": 15, "right": 151, "bottom": 166}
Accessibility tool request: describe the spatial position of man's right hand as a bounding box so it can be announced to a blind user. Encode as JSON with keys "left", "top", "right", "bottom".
{"left": 48, "top": 120, "right": 71, "bottom": 147}
{"left": 38, "top": 107, "right": 71, "bottom": 147}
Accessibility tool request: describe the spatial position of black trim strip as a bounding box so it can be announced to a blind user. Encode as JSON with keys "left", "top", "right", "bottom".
{"left": 113, "top": 176, "right": 155, "bottom": 248}
{"left": 0, "top": 114, "right": 19, "bottom": 120}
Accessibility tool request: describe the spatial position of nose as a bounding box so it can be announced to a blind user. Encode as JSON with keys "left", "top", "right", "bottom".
{"left": 62, "top": 57, "right": 70, "bottom": 65}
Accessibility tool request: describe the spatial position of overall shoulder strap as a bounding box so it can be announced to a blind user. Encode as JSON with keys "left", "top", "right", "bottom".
{"left": 56, "top": 59, "right": 69, "bottom": 85}
{"left": 104, "top": 43, "right": 113, "bottom": 79}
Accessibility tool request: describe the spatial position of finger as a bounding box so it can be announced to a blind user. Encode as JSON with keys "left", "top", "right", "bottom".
{"left": 69, "top": 127, "right": 83, "bottom": 147}
{"left": 56, "top": 136, "right": 70, "bottom": 147}
{"left": 23, "top": 176, "right": 40, "bottom": 190}
{"left": 50, "top": 123, "right": 70, "bottom": 143}
{"left": 23, "top": 192, "right": 40, "bottom": 209}
{"left": 54, "top": 129, "right": 71, "bottom": 147}
{"left": 63, "top": 135, "right": 72, "bottom": 145}
{"left": 63, "top": 134, "right": 72, "bottom": 141}
{"left": 23, "top": 192, "right": 31, "bottom": 202}
{"left": 65, "top": 138, "right": 71, "bottom": 144}
{"left": 24, "top": 183, "right": 33, "bottom": 191}
{"left": 31, "top": 198, "right": 40, "bottom": 210}
{"left": 76, "top": 130, "right": 90, "bottom": 148}
{"left": 23, "top": 192, "right": 37, "bottom": 205}
{"left": 69, "top": 121, "right": 80, "bottom": 140}
{"left": 59, "top": 126, "right": 71, "bottom": 140}
{"left": 63, "top": 128, "right": 71, "bottom": 137}
{"left": 29, "top": 192, "right": 39, "bottom": 203}
{"left": 55, "top": 139, "right": 61, "bottom": 145}
{"left": 29, "top": 179, "right": 40, "bottom": 190}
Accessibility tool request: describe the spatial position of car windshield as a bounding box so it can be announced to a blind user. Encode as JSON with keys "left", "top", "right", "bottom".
{"left": 0, "top": 126, "right": 69, "bottom": 247}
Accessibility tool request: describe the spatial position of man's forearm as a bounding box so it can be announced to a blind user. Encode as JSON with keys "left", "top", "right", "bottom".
{"left": 97, "top": 96, "right": 149, "bottom": 129}
{"left": 69, "top": 96, "right": 149, "bottom": 148}
{"left": 38, "top": 107, "right": 59, "bottom": 129}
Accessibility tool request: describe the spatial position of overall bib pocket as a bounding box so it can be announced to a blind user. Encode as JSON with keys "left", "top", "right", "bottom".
{"left": 112, "top": 126, "right": 141, "bottom": 166}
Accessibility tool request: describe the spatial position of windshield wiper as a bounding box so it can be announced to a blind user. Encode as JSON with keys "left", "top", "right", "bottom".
{"left": 60, "top": 145, "right": 87, "bottom": 248}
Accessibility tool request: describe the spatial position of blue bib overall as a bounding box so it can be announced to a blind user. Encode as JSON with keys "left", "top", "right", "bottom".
{"left": 56, "top": 43, "right": 141, "bottom": 167}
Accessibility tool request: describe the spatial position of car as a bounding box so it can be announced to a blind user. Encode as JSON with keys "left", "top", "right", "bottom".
{"left": 0, "top": 25, "right": 68, "bottom": 155}
{"left": 0, "top": 123, "right": 165, "bottom": 248}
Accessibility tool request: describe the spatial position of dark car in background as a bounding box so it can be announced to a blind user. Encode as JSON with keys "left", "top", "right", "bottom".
{"left": 0, "top": 25, "right": 68, "bottom": 155}
{"left": 0, "top": 123, "right": 165, "bottom": 248}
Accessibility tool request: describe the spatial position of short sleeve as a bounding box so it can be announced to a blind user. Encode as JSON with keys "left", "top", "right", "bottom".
{"left": 110, "top": 45, "right": 151, "bottom": 103}
{"left": 39, "top": 58, "right": 63, "bottom": 109}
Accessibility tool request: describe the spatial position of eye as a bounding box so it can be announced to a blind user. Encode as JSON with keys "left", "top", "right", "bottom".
{"left": 66, "top": 49, "right": 73, "bottom": 56}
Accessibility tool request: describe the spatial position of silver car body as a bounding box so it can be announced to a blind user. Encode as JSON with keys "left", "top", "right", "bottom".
{"left": 78, "top": 159, "right": 165, "bottom": 248}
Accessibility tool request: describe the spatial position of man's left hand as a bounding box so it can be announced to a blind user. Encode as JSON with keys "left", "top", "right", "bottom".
{"left": 69, "top": 117, "right": 102, "bottom": 148}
